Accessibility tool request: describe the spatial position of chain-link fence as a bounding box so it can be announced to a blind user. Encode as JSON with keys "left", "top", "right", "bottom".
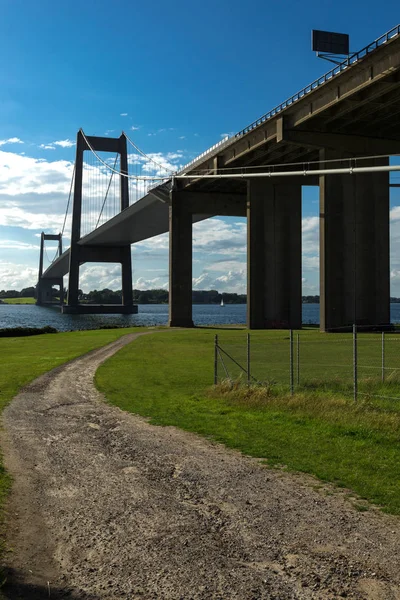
{"left": 214, "top": 327, "right": 400, "bottom": 400}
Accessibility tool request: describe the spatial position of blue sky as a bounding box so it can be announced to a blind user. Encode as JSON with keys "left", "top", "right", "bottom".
{"left": 1, "top": 0, "right": 400, "bottom": 295}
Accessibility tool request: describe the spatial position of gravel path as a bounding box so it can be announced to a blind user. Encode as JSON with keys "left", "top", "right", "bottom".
{"left": 1, "top": 331, "right": 400, "bottom": 599}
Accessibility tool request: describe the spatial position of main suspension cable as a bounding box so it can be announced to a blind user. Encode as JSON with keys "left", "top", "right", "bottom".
{"left": 123, "top": 130, "right": 175, "bottom": 175}
{"left": 80, "top": 129, "right": 170, "bottom": 181}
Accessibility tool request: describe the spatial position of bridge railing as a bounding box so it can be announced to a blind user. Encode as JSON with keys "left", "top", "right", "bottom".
{"left": 179, "top": 24, "right": 400, "bottom": 175}
{"left": 235, "top": 24, "right": 400, "bottom": 138}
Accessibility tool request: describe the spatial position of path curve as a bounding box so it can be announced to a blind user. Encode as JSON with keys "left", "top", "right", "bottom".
{"left": 1, "top": 332, "right": 400, "bottom": 599}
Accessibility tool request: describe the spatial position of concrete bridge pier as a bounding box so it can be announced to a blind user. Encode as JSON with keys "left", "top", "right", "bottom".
{"left": 247, "top": 180, "right": 302, "bottom": 329}
{"left": 169, "top": 190, "right": 194, "bottom": 327}
{"left": 319, "top": 151, "right": 390, "bottom": 331}
{"left": 36, "top": 277, "right": 64, "bottom": 305}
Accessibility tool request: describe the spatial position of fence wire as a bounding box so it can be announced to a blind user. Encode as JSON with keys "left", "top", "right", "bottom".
{"left": 214, "top": 329, "right": 400, "bottom": 401}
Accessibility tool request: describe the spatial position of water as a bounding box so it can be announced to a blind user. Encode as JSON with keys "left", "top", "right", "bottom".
{"left": 1, "top": 303, "right": 400, "bottom": 331}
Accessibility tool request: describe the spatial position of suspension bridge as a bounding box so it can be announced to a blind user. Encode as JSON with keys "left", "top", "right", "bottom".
{"left": 37, "top": 24, "right": 400, "bottom": 331}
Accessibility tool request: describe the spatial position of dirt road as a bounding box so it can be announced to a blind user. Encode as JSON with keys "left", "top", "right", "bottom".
{"left": 1, "top": 332, "right": 400, "bottom": 599}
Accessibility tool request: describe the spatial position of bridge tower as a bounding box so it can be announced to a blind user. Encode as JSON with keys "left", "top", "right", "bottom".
{"left": 63, "top": 131, "right": 136, "bottom": 314}
{"left": 36, "top": 232, "right": 64, "bottom": 305}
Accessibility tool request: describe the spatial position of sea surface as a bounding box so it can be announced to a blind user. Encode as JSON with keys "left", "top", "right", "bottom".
{"left": 2, "top": 303, "right": 400, "bottom": 331}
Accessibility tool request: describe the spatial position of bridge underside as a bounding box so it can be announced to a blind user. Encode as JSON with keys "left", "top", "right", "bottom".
{"left": 40, "top": 31, "right": 400, "bottom": 329}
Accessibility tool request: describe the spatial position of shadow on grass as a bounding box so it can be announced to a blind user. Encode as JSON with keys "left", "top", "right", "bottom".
{"left": 1, "top": 568, "right": 99, "bottom": 599}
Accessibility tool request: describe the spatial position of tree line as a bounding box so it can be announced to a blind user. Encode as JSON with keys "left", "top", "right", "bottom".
{"left": 4, "top": 287, "right": 400, "bottom": 304}
{"left": 0, "top": 287, "right": 36, "bottom": 299}
{"left": 78, "top": 289, "right": 247, "bottom": 304}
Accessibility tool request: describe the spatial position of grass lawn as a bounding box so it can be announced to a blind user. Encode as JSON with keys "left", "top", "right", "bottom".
{"left": 1, "top": 297, "right": 36, "bottom": 304}
{"left": 96, "top": 328, "right": 400, "bottom": 514}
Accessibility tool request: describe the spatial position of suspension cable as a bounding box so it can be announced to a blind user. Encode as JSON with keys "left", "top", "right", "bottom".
{"left": 187, "top": 152, "right": 400, "bottom": 174}
{"left": 95, "top": 154, "right": 119, "bottom": 228}
{"left": 123, "top": 130, "right": 175, "bottom": 175}
{"left": 80, "top": 129, "right": 169, "bottom": 181}
{"left": 80, "top": 129, "right": 400, "bottom": 186}
{"left": 61, "top": 163, "right": 75, "bottom": 236}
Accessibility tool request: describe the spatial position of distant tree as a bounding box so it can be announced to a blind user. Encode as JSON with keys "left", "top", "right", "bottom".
{"left": 302, "top": 295, "right": 320, "bottom": 304}
{"left": 20, "top": 286, "right": 36, "bottom": 298}
{"left": 85, "top": 289, "right": 122, "bottom": 304}
{"left": 0, "top": 289, "right": 20, "bottom": 298}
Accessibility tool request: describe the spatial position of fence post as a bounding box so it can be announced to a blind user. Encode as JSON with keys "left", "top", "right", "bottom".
{"left": 381, "top": 331, "right": 385, "bottom": 383}
{"left": 247, "top": 333, "right": 250, "bottom": 385}
{"left": 296, "top": 333, "right": 300, "bottom": 386}
{"left": 353, "top": 324, "right": 357, "bottom": 401}
{"left": 290, "top": 329, "right": 294, "bottom": 395}
{"left": 214, "top": 334, "right": 218, "bottom": 385}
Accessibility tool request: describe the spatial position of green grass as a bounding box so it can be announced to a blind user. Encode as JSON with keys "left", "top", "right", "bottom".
{"left": 96, "top": 328, "right": 400, "bottom": 514}
{"left": 1, "top": 297, "right": 35, "bottom": 304}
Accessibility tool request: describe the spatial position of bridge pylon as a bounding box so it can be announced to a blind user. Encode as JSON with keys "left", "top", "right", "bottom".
{"left": 36, "top": 232, "right": 64, "bottom": 306}
{"left": 62, "top": 131, "right": 137, "bottom": 315}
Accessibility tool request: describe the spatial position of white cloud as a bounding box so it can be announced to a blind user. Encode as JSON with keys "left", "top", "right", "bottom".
{"left": 193, "top": 269, "right": 246, "bottom": 294}
{"left": 131, "top": 126, "right": 140, "bottom": 131}
{"left": 120, "top": 113, "right": 128, "bottom": 117}
{"left": 79, "top": 264, "right": 121, "bottom": 293}
{"left": 207, "top": 260, "right": 246, "bottom": 272}
{"left": 53, "top": 139, "right": 75, "bottom": 148}
{"left": 0, "top": 205, "right": 64, "bottom": 231}
{"left": 0, "top": 137, "right": 24, "bottom": 146}
{"left": 133, "top": 276, "right": 167, "bottom": 290}
{"left": 302, "top": 216, "right": 319, "bottom": 258}
{"left": 179, "top": 136, "right": 186, "bottom": 140}
{"left": 0, "top": 149, "right": 73, "bottom": 196}
{"left": 39, "top": 144, "right": 56, "bottom": 150}
{"left": 0, "top": 240, "right": 38, "bottom": 250}
{"left": 390, "top": 206, "right": 400, "bottom": 221}
{"left": 0, "top": 262, "right": 38, "bottom": 289}
{"left": 192, "top": 218, "right": 246, "bottom": 256}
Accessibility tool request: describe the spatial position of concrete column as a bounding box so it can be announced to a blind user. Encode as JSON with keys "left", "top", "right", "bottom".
{"left": 119, "top": 134, "right": 129, "bottom": 211}
{"left": 67, "top": 131, "right": 84, "bottom": 307}
{"left": 319, "top": 152, "right": 390, "bottom": 331}
{"left": 121, "top": 246, "right": 133, "bottom": 307}
{"left": 247, "top": 180, "right": 302, "bottom": 329}
{"left": 38, "top": 232, "right": 44, "bottom": 280}
{"left": 169, "top": 190, "right": 194, "bottom": 327}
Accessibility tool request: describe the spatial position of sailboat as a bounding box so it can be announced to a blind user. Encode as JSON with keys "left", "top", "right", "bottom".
{"left": 220, "top": 297, "right": 224, "bottom": 307}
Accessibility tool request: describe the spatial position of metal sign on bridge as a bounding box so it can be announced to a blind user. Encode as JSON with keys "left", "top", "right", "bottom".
{"left": 312, "top": 29, "right": 350, "bottom": 55}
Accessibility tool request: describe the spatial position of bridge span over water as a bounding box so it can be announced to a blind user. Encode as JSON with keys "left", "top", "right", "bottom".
{"left": 39, "top": 24, "right": 400, "bottom": 331}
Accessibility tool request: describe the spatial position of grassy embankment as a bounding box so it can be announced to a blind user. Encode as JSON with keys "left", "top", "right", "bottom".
{"left": 0, "top": 326, "right": 149, "bottom": 555}
{"left": 96, "top": 328, "right": 400, "bottom": 515}
{"left": 1, "top": 297, "right": 36, "bottom": 304}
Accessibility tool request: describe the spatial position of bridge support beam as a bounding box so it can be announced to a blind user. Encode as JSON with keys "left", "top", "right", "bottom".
{"left": 169, "top": 190, "right": 194, "bottom": 327}
{"left": 319, "top": 152, "right": 390, "bottom": 331}
{"left": 247, "top": 180, "right": 302, "bottom": 329}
